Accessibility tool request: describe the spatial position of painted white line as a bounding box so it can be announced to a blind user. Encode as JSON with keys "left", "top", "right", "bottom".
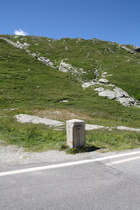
{"left": 106, "top": 155, "right": 140, "bottom": 166}
{"left": 0, "top": 150, "right": 140, "bottom": 177}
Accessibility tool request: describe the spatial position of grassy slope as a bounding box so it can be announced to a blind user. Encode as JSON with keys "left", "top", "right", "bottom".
{"left": 0, "top": 35, "right": 140, "bottom": 152}
{"left": 5, "top": 35, "right": 140, "bottom": 99}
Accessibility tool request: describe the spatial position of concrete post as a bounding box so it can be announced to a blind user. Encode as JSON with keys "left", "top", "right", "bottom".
{"left": 66, "top": 119, "right": 85, "bottom": 148}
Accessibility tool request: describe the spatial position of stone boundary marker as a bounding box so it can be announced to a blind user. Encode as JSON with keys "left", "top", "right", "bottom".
{"left": 66, "top": 119, "right": 85, "bottom": 148}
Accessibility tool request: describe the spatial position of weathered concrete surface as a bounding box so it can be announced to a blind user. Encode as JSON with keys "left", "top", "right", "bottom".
{"left": 66, "top": 119, "right": 85, "bottom": 148}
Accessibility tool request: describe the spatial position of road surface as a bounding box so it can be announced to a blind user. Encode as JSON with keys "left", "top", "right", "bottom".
{"left": 0, "top": 149, "right": 140, "bottom": 210}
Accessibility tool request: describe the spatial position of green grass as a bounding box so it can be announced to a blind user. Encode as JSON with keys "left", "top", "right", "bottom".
{"left": 86, "top": 130, "right": 140, "bottom": 151}
{"left": 0, "top": 34, "right": 140, "bottom": 153}
{"left": 0, "top": 116, "right": 139, "bottom": 153}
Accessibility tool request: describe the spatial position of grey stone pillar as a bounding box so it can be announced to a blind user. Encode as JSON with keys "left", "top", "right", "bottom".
{"left": 66, "top": 119, "right": 85, "bottom": 148}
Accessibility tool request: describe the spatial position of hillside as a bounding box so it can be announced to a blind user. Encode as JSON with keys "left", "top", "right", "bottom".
{"left": 0, "top": 35, "right": 140, "bottom": 152}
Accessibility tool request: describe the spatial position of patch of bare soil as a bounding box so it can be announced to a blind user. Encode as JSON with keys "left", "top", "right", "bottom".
{"left": 31, "top": 109, "right": 91, "bottom": 121}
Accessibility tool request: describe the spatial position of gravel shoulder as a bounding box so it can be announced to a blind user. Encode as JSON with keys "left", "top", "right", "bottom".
{"left": 0, "top": 142, "right": 100, "bottom": 167}
{"left": 1, "top": 141, "right": 139, "bottom": 168}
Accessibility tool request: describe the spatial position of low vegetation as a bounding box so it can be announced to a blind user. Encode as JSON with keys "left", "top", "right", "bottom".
{"left": 0, "top": 35, "right": 140, "bottom": 153}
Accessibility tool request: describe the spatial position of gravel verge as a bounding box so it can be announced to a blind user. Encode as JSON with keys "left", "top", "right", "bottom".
{"left": 0, "top": 142, "right": 100, "bottom": 167}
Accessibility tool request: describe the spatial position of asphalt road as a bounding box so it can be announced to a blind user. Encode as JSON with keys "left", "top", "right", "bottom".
{"left": 0, "top": 149, "right": 140, "bottom": 210}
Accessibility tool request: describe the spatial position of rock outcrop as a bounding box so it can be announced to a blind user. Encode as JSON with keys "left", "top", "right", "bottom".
{"left": 95, "top": 86, "right": 139, "bottom": 107}
{"left": 1, "top": 36, "right": 140, "bottom": 108}
{"left": 58, "top": 60, "right": 74, "bottom": 73}
{"left": 82, "top": 70, "right": 140, "bottom": 108}
{"left": 133, "top": 46, "right": 140, "bottom": 53}
{"left": 0, "top": 37, "right": 54, "bottom": 68}
{"left": 0, "top": 37, "right": 30, "bottom": 49}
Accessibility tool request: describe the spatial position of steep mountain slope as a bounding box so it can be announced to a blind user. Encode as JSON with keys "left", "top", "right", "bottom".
{"left": 0, "top": 35, "right": 140, "bottom": 125}
{"left": 0, "top": 34, "right": 140, "bottom": 152}
{"left": 1, "top": 35, "right": 140, "bottom": 99}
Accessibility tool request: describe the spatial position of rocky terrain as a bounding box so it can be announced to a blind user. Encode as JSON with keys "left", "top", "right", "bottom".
{"left": 82, "top": 72, "right": 140, "bottom": 107}
{"left": 0, "top": 36, "right": 140, "bottom": 108}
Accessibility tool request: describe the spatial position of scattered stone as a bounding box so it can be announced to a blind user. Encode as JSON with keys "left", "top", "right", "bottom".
{"left": 116, "top": 126, "right": 140, "bottom": 132}
{"left": 0, "top": 37, "right": 54, "bottom": 68}
{"left": 52, "top": 111, "right": 61, "bottom": 115}
{"left": 94, "top": 68, "right": 99, "bottom": 79}
{"left": 99, "top": 78, "right": 110, "bottom": 84}
{"left": 15, "top": 114, "right": 64, "bottom": 127}
{"left": 102, "top": 72, "right": 112, "bottom": 77}
{"left": 37, "top": 57, "right": 53, "bottom": 67}
{"left": 4, "top": 108, "right": 19, "bottom": 111}
{"left": 94, "top": 87, "right": 104, "bottom": 92}
{"left": 85, "top": 124, "right": 107, "bottom": 130}
{"left": 82, "top": 81, "right": 100, "bottom": 89}
{"left": 102, "top": 72, "right": 107, "bottom": 77}
{"left": 58, "top": 60, "right": 74, "bottom": 73}
{"left": 118, "top": 44, "right": 135, "bottom": 54}
{"left": 0, "top": 38, "right": 30, "bottom": 49}
{"left": 60, "top": 100, "right": 69, "bottom": 103}
{"left": 77, "top": 37, "right": 84, "bottom": 41}
{"left": 1, "top": 36, "right": 140, "bottom": 108}
{"left": 14, "top": 114, "right": 140, "bottom": 133}
{"left": 94, "top": 85, "right": 139, "bottom": 107}
{"left": 133, "top": 46, "right": 140, "bottom": 53}
{"left": 82, "top": 68, "right": 140, "bottom": 107}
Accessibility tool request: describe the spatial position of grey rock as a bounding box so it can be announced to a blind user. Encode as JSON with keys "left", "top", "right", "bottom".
{"left": 58, "top": 60, "right": 73, "bottom": 72}
{"left": 99, "top": 78, "right": 110, "bottom": 84}
{"left": 118, "top": 44, "right": 135, "bottom": 54}
{"left": 116, "top": 97, "right": 135, "bottom": 106}
{"left": 114, "top": 87, "right": 129, "bottom": 98}
{"left": 38, "top": 57, "right": 53, "bottom": 66}
{"left": 117, "top": 126, "right": 140, "bottom": 132}
{"left": 98, "top": 89, "right": 116, "bottom": 99}
{"left": 60, "top": 100, "right": 69, "bottom": 103}
{"left": 85, "top": 124, "right": 107, "bottom": 130}
{"left": 15, "top": 114, "right": 64, "bottom": 127}
{"left": 94, "top": 85, "right": 139, "bottom": 107}
{"left": 82, "top": 81, "right": 99, "bottom": 89}
{"left": 0, "top": 37, "right": 54, "bottom": 68}
{"left": 94, "top": 87, "right": 104, "bottom": 92}
{"left": 133, "top": 46, "right": 140, "bottom": 53}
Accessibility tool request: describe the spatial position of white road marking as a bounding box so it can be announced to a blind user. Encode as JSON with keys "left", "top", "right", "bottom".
{"left": 0, "top": 150, "right": 140, "bottom": 177}
{"left": 106, "top": 155, "right": 140, "bottom": 166}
